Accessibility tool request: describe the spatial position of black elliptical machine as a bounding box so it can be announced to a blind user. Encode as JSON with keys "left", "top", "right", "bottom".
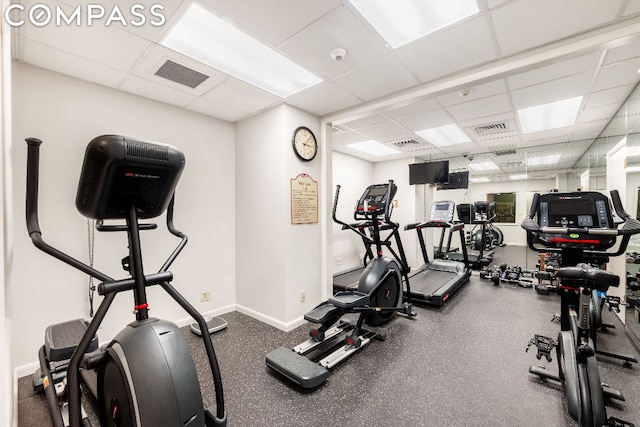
{"left": 25, "top": 136, "right": 226, "bottom": 427}
{"left": 523, "top": 190, "right": 640, "bottom": 427}
{"left": 266, "top": 181, "right": 415, "bottom": 389}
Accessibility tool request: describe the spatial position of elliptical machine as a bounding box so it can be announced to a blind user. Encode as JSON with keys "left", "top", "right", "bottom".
{"left": 25, "top": 136, "right": 226, "bottom": 427}
{"left": 523, "top": 190, "right": 640, "bottom": 427}
{"left": 266, "top": 181, "right": 415, "bottom": 389}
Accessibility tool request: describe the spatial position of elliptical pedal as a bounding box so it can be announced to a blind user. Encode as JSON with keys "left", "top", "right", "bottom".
{"left": 607, "top": 417, "right": 635, "bottom": 427}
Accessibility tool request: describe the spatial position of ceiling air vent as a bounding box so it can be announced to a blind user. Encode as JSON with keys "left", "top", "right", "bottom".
{"left": 391, "top": 139, "right": 421, "bottom": 148}
{"left": 494, "top": 149, "right": 517, "bottom": 156}
{"left": 474, "top": 122, "right": 507, "bottom": 135}
{"left": 155, "top": 60, "right": 209, "bottom": 89}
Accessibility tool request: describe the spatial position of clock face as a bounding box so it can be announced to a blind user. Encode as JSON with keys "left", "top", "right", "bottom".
{"left": 292, "top": 126, "right": 317, "bottom": 161}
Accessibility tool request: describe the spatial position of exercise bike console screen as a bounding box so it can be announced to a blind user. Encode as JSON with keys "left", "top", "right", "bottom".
{"left": 75, "top": 135, "right": 185, "bottom": 220}
{"left": 355, "top": 183, "right": 397, "bottom": 218}
{"left": 536, "top": 191, "right": 615, "bottom": 249}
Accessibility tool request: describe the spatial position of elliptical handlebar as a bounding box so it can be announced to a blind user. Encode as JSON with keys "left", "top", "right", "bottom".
{"left": 383, "top": 179, "right": 394, "bottom": 224}
{"left": 25, "top": 137, "right": 43, "bottom": 236}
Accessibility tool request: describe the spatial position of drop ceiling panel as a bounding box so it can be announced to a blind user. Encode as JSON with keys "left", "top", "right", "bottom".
{"left": 445, "top": 93, "right": 511, "bottom": 122}
{"left": 507, "top": 53, "right": 601, "bottom": 90}
{"left": 436, "top": 79, "right": 508, "bottom": 107}
{"left": 22, "top": 39, "right": 127, "bottom": 88}
{"left": 286, "top": 81, "right": 363, "bottom": 117}
{"left": 185, "top": 98, "right": 248, "bottom": 122}
{"left": 603, "top": 39, "right": 640, "bottom": 65}
{"left": 510, "top": 71, "right": 593, "bottom": 109}
{"left": 340, "top": 114, "right": 389, "bottom": 131}
{"left": 119, "top": 74, "right": 197, "bottom": 107}
{"left": 384, "top": 98, "right": 441, "bottom": 120}
{"left": 491, "top": 0, "right": 625, "bottom": 56}
{"left": 591, "top": 57, "right": 640, "bottom": 91}
{"left": 395, "top": 109, "right": 455, "bottom": 131}
{"left": 624, "top": 0, "right": 640, "bottom": 16}
{"left": 22, "top": 1, "right": 151, "bottom": 73}
{"left": 201, "top": 78, "right": 280, "bottom": 113}
{"left": 200, "top": 0, "right": 341, "bottom": 46}
{"left": 278, "top": 5, "right": 389, "bottom": 80}
{"left": 585, "top": 84, "right": 636, "bottom": 109}
{"left": 355, "top": 121, "right": 415, "bottom": 143}
{"left": 333, "top": 54, "right": 420, "bottom": 102}
{"left": 396, "top": 15, "right": 497, "bottom": 83}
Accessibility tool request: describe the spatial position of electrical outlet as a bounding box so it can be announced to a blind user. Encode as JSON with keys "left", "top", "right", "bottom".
{"left": 300, "top": 290, "right": 306, "bottom": 302}
{"left": 337, "top": 258, "right": 342, "bottom": 266}
{"left": 200, "top": 291, "right": 211, "bottom": 302}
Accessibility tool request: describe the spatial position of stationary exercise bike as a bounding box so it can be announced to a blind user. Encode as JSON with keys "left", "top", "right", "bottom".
{"left": 25, "top": 136, "right": 226, "bottom": 427}
{"left": 266, "top": 181, "right": 415, "bottom": 389}
{"left": 523, "top": 190, "right": 640, "bottom": 427}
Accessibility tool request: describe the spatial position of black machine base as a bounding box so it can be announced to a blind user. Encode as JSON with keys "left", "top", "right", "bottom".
{"left": 265, "top": 346, "right": 330, "bottom": 389}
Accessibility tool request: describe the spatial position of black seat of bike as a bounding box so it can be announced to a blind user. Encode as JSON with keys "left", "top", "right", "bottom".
{"left": 557, "top": 263, "right": 619, "bottom": 292}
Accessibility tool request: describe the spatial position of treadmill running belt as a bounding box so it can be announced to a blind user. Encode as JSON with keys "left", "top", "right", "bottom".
{"left": 333, "top": 267, "right": 364, "bottom": 291}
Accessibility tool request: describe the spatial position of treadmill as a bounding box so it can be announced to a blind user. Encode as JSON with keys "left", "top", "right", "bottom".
{"left": 447, "top": 202, "right": 493, "bottom": 270}
{"left": 404, "top": 201, "right": 471, "bottom": 306}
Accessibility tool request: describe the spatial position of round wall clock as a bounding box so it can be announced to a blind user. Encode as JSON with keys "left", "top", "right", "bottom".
{"left": 292, "top": 126, "right": 317, "bottom": 161}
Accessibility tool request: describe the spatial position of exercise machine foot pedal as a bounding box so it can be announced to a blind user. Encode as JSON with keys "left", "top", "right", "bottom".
{"left": 265, "top": 347, "right": 329, "bottom": 389}
{"left": 190, "top": 316, "right": 228, "bottom": 336}
{"left": 607, "top": 417, "right": 635, "bottom": 427}
{"left": 528, "top": 365, "right": 561, "bottom": 382}
{"left": 45, "top": 319, "right": 98, "bottom": 361}
{"left": 328, "top": 291, "right": 369, "bottom": 308}
{"left": 601, "top": 383, "right": 625, "bottom": 401}
{"left": 304, "top": 304, "right": 339, "bottom": 323}
{"left": 526, "top": 335, "right": 556, "bottom": 362}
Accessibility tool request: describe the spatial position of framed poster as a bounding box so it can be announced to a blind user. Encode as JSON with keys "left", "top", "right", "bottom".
{"left": 290, "top": 173, "right": 318, "bottom": 224}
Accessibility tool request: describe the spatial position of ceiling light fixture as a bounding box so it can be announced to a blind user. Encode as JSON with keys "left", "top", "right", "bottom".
{"left": 468, "top": 161, "right": 499, "bottom": 171}
{"left": 416, "top": 123, "right": 471, "bottom": 147}
{"left": 509, "top": 174, "right": 528, "bottom": 180}
{"left": 527, "top": 154, "right": 561, "bottom": 166}
{"left": 346, "top": 0, "right": 479, "bottom": 49}
{"left": 161, "top": 3, "right": 322, "bottom": 97}
{"left": 626, "top": 165, "right": 640, "bottom": 173}
{"left": 347, "top": 140, "right": 401, "bottom": 156}
{"left": 470, "top": 177, "right": 490, "bottom": 183}
{"left": 517, "top": 96, "right": 583, "bottom": 134}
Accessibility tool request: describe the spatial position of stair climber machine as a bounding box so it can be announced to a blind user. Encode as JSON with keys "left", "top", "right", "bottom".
{"left": 448, "top": 202, "right": 495, "bottom": 269}
{"left": 523, "top": 190, "right": 640, "bottom": 427}
{"left": 266, "top": 181, "right": 416, "bottom": 389}
{"left": 404, "top": 201, "right": 471, "bottom": 306}
{"left": 25, "top": 136, "right": 226, "bottom": 427}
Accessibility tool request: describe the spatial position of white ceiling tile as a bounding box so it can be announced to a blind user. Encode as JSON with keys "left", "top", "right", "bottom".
{"left": 585, "top": 84, "right": 635, "bottom": 109}
{"left": 356, "top": 121, "right": 416, "bottom": 144}
{"left": 510, "top": 71, "right": 592, "bottom": 109}
{"left": 286, "top": 81, "right": 362, "bottom": 117}
{"left": 21, "top": 39, "right": 126, "bottom": 88}
{"left": 624, "top": 0, "right": 640, "bottom": 16}
{"left": 119, "top": 74, "right": 198, "bottom": 107}
{"left": 201, "top": 78, "right": 281, "bottom": 112}
{"left": 592, "top": 57, "right": 640, "bottom": 91}
{"left": 278, "top": 5, "right": 389, "bottom": 80}
{"left": 395, "top": 109, "right": 455, "bottom": 131}
{"left": 340, "top": 114, "right": 389, "bottom": 130}
{"left": 603, "top": 39, "right": 640, "bottom": 65}
{"left": 385, "top": 98, "right": 441, "bottom": 120}
{"left": 184, "top": 98, "right": 248, "bottom": 122}
{"left": 436, "top": 79, "right": 508, "bottom": 107}
{"left": 492, "top": 0, "right": 625, "bottom": 56}
{"left": 199, "top": 0, "right": 341, "bottom": 46}
{"left": 333, "top": 54, "right": 420, "bottom": 102}
{"left": 507, "top": 52, "right": 601, "bottom": 90}
{"left": 486, "top": 0, "right": 511, "bottom": 8}
{"left": 446, "top": 93, "right": 511, "bottom": 122}
{"left": 396, "top": 15, "right": 497, "bottom": 83}
{"left": 22, "top": 2, "right": 151, "bottom": 72}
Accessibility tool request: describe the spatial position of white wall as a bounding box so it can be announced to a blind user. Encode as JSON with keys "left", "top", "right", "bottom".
{"left": 235, "top": 104, "right": 322, "bottom": 329}
{"left": 10, "top": 63, "right": 236, "bottom": 373}
{"left": 607, "top": 139, "right": 627, "bottom": 323}
{"left": 331, "top": 152, "right": 374, "bottom": 273}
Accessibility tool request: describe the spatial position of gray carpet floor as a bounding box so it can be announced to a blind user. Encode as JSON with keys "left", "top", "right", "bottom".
{"left": 16, "top": 246, "right": 640, "bottom": 426}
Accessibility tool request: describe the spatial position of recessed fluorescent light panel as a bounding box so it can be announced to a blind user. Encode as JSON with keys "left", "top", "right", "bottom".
{"left": 627, "top": 146, "right": 640, "bottom": 157}
{"left": 510, "top": 174, "right": 528, "bottom": 180}
{"left": 470, "top": 177, "right": 490, "bottom": 183}
{"left": 347, "top": 0, "right": 479, "bottom": 48}
{"left": 627, "top": 166, "right": 640, "bottom": 173}
{"left": 161, "top": 3, "right": 322, "bottom": 97}
{"left": 517, "top": 96, "right": 583, "bottom": 134}
{"left": 527, "top": 154, "right": 561, "bottom": 166}
{"left": 416, "top": 124, "right": 471, "bottom": 147}
{"left": 347, "top": 140, "right": 400, "bottom": 156}
{"left": 468, "top": 161, "right": 499, "bottom": 171}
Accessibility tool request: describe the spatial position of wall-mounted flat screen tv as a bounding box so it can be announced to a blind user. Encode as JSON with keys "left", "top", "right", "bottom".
{"left": 438, "top": 171, "right": 469, "bottom": 190}
{"left": 409, "top": 160, "right": 449, "bottom": 185}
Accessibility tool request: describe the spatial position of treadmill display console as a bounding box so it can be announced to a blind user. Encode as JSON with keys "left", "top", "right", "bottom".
{"left": 537, "top": 192, "right": 615, "bottom": 249}
{"left": 355, "top": 183, "right": 397, "bottom": 217}
{"left": 429, "top": 201, "right": 455, "bottom": 222}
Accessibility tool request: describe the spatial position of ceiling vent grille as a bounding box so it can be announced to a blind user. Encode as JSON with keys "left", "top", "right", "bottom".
{"left": 155, "top": 60, "right": 209, "bottom": 89}
{"left": 391, "top": 139, "right": 421, "bottom": 147}
{"left": 494, "top": 149, "right": 517, "bottom": 156}
{"left": 474, "top": 122, "right": 507, "bottom": 135}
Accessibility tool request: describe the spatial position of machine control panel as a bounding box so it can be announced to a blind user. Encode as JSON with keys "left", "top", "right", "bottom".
{"left": 536, "top": 192, "right": 615, "bottom": 249}
{"left": 429, "top": 201, "right": 455, "bottom": 222}
{"left": 355, "top": 183, "right": 397, "bottom": 218}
